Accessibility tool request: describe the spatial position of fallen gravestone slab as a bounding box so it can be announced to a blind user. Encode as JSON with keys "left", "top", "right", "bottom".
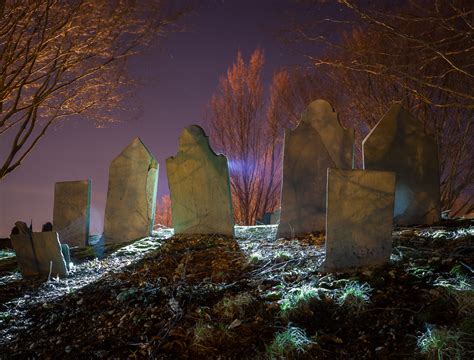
{"left": 166, "top": 125, "right": 234, "bottom": 235}
{"left": 32, "top": 232, "right": 68, "bottom": 278}
{"left": 363, "top": 104, "right": 441, "bottom": 226}
{"left": 278, "top": 100, "right": 354, "bottom": 237}
{"left": 104, "top": 138, "right": 158, "bottom": 244}
{"left": 53, "top": 179, "right": 91, "bottom": 247}
{"left": 322, "top": 168, "right": 396, "bottom": 272}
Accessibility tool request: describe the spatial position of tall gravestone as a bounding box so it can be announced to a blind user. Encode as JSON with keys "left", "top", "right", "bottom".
{"left": 322, "top": 169, "right": 396, "bottom": 272}
{"left": 53, "top": 180, "right": 91, "bottom": 247}
{"left": 104, "top": 137, "right": 158, "bottom": 244}
{"left": 277, "top": 100, "right": 354, "bottom": 237}
{"left": 363, "top": 104, "right": 441, "bottom": 226}
{"left": 166, "top": 125, "right": 234, "bottom": 235}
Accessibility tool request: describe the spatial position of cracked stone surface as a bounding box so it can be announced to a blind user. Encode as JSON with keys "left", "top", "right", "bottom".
{"left": 53, "top": 180, "right": 91, "bottom": 248}
{"left": 322, "top": 169, "right": 396, "bottom": 272}
{"left": 363, "top": 104, "right": 441, "bottom": 226}
{"left": 104, "top": 138, "right": 158, "bottom": 245}
{"left": 277, "top": 100, "right": 354, "bottom": 237}
{"left": 32, "top": 232, "right": 68, "bottom": 278}
{"left": 166, "top": 125, "right": 234, "bottom": 235}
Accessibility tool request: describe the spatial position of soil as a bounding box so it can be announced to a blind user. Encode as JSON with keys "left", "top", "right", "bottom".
{"left": 0, "top": 222, "right": 473, "bottom": 359}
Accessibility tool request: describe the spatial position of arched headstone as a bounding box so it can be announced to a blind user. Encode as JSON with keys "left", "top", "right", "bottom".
{"left": 166, "top": 125, "right": 234, "bottom": 235}
{"left": 277, "top": 100, "right": 354, "bottom": 237}
{"left": 104, "top": 138, "right": 158, "bottom": 244}
{"left": 363, "top": 104, "right": 441, "bottom": 226}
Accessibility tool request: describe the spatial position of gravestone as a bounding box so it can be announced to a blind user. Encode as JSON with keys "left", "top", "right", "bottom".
{"left": 363, "top": 104, "right": 441, "bottom": 226}
{"left": 104, "top": 137, "right": 158, "bottom": 244}
{"left": 53, "top": 180, "right": 91, "bottom": 247}
{"left": 11, "top": 234, "right": 39, "bottom": 277}
{"left": 32, "top": 232, "right": 68, "bottom": 278}
{"left": 322, "top": 168, "right": 396, "bottom": 272}
{"left": 166, "top": 125, "right": 234, "bottom": 235}
{"left": 277, "top": 100, "right": 354, "bottom": 237}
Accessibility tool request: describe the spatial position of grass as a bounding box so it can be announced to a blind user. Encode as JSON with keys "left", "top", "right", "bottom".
{"left": 417, "top": 325, "right": 470, "bottom": 360}
{"left": 279, "top": 285, "right": 321, "bottom": 318}
{"left": 0, "top": 249, "right": 15, "bottom": 259}
{"left": 266, "top": 325, "right": 314, "bottom": 359}
{"left": 335, "top": 281, "right": 372, "bottom": 311}
{"left": 214, "top": 293, "right": 254, "bottom": 320}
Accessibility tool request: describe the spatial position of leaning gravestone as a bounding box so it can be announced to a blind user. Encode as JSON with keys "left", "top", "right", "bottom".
{"left": 10, "top": 221, "right": 38, "bottom": 277}
{"left": 166, "top": 125, "right": 234, "bottom": 235}
{"left": 11, "top": 235, "right": 39, "bottom": 277}
{"left": 363, "top": 104, "right": 441, "bottom": 226}
{"left": 277, "top": 100, "right": 354, "bottom": 237}
{"left": 322, "top": 168, "right": 396, "bottom": 272}
{"left": 32, "top": 232, "right": 68, "bottom": 278}
{"left": 53, "top": 180, "right": 91, "bottom": 247}
{"left": 104, "top": 138, "right": 158, "bottom": 244}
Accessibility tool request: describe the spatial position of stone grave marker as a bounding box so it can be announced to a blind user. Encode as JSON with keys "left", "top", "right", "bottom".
{"left": 104, "top": 138, "right": 158, "bottom": 244}
{"left": 32, "top": 232, "right": 68, "bottom": 278}
{"left": 11, "top": 234, "right": 39, "bottom": 277}
{"left": 363, "top": 104, "right": 441, "bottom": 226}
{"left": 166, "top": 125, "right": 234, "bottom": 235}
{"left": 53, "top": 179, "right": 91, "bottom": 247}
{"left": 322, "top": 168, "right": 396, "bottom": 272}
{"left": 277, "top": 100, "right": 354, "bottom": 237}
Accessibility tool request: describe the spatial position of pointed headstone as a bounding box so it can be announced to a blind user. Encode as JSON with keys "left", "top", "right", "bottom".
{"left": 166, "top": 125, "right": 234, "bottom": 235}
{"left": 53, "top": 180, "right": 91, "bottom": 247}
{"left": 277, "top": 100, "right": 354, "bottom": 237}
{"left": 363, "top": 104, "right": 441, "bottom": 226}
{"left": 322, "top": 169, "right": 396, "bottom": 272}
{"left": 104, "top": 138, "right": 158, "bottom": 244}
{"left": 32, "top": 232, "right": 68, "bottom": 278}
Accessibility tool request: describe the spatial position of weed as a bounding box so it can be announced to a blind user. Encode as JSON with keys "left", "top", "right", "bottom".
{"left": 249, "top": 252, "right": 263, "bottom": 264}
{"left": 0, "top": 249, "right": 15, "bottom": 259}
{"left": 335, "top": 281, "right": 372, "bottom": 311}
{"left": 214, "top": 293, "right": 254, "bottom": 320}
{"left": 417, "top": 325, "right": 471, "bottom": 360}
{"left": 280, "top": 285, "right": 320, "bottom": 318}
{"left": 266, "top": 325, "right": 314, "bottom": 359}
{"left": 274, "top": 251, "right": 291, "bottom": 262}
{"left": 193, "top": 322, "right": 213, "bottom": 344}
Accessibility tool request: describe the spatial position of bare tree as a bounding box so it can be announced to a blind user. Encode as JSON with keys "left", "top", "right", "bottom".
{"left": 206, "top": 49, "right": 282, "bottom": 225}
{"left": 283, "top": 0, "right": 474, "bottom": 214}
{"left": 155, "top": 194, "right": 172, "bottom": 228}
{"left": 0, "top": 0, "right": 184, "bottom": 179}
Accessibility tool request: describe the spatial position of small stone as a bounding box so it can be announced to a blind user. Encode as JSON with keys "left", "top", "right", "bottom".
{"left": 65, "top": 345, "right": 72, "bottom": 353}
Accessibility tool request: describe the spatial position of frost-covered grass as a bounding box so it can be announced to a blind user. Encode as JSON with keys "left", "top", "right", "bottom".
{"left": 266, "top": 325, "right": 314, "bottom": 358}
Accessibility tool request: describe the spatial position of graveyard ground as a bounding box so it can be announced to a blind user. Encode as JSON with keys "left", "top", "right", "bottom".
{"left": 0, "top": 222, "right": 473, "bottom": 359}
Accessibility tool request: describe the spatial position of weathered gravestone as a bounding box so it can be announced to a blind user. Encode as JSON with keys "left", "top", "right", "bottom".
{"left": 277, "top": 100, "right": 354, "bottom": 237}
{"left": 32, "top": 232, "right": 68, "bottom": 278}
{"left": 104, "top": 138, "right": 158, "bottom": 244}
{"left": 10, "top": 221, "right": 38, "bottom": 277}
{"left": 166, "top": 125, "right": 234, "bottom": 235}
{"left": 322, "top": 169, "right": 396, "bottom": 272}
{"left": 363, "top": 104, "right": 441, "bottom": 226}
{"left": 53, "top": 180, "right": 91, "bottom": 247}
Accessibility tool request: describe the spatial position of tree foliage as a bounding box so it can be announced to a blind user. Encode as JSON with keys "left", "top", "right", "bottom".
{"left": 206, "top": 49, "right": 285, "bottom": 225}
{"left": 0, "top": 0, "right": 183, "bottom": 179}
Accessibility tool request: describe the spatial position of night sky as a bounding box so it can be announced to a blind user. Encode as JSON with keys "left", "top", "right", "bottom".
{"left": 0, "top": 0, "right": 313, "bottom": 237}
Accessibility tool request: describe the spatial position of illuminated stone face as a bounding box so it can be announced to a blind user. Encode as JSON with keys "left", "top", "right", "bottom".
{"left": 166, "top": 125, "right": 234, "bottom": 236}
{"left": 322, "top": 168, "right": 396, "bottom": 272}
{"left": 277, "top": 100, "right": 354, "bottom": 237}
{"left": 11, "top": 231, "right": 68, "bottom": 278}
{"left": 53, "top": 180, "right": 91, "bottom": 247}
{"left": 363, "top": 104, "right": 441, "bottom": 226}
{"left": 104, "top": 138, "right": 158, "bottom": 244}
{"left": 32, "top": 232, "right": 68, "bottom": 278}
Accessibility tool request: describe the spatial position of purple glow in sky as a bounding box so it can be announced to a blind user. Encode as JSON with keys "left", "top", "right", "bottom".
{"left": 0, "top": 0, "right": 311, "bottom": 237}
